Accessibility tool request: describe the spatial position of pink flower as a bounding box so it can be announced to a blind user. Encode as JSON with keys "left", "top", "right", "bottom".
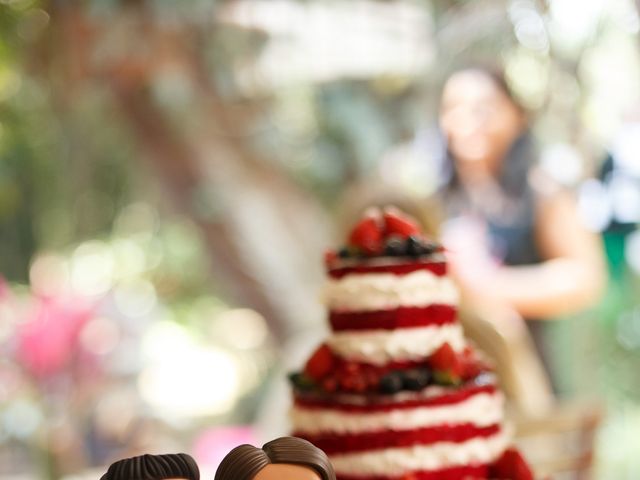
{"left": 16, "top": 295, "right": 95, "bottom": 378}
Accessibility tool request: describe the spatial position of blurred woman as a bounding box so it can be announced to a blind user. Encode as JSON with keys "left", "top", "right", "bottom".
{"left": 437, "top": 67, "right": 605, "bottom": 385}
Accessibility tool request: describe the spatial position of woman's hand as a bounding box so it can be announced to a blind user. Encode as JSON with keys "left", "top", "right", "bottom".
{"left": 448, "top": 190, "right": 606, "bottom": 320}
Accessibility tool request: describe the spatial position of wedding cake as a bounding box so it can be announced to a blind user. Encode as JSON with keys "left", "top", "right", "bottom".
{"left": 288, "top": 208, "right": 533, "bottom": 480}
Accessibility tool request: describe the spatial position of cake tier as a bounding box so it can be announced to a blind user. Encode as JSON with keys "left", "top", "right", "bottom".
{"left": 291, "top": 381, "right": 506, "bottom": 480}
{"left": 325, "top": 322, "right": 466, "bottom": 366}
{"left": 322, "top": 257, "right": 464, "bottom": 366}
{"left": 328, "top": 438, "right": 505, "bottom": 480}
{"left": 292, "top": 383, "right": 502, "bottom": 433}
{"left": 322, "top": 267, "right": 458, "bottom": 312}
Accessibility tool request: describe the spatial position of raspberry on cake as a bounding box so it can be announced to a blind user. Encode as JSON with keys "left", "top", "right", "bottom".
{"left": 288, "top": 207, "right": 534, "bottom": 480}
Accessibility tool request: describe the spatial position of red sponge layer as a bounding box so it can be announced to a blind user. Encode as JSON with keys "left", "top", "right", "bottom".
{"left": 296, "top": 423, "right": 501, "bottom": 455}
{"left": 329, "top": 305, "right": 457, "bottom": 331}
{"left": 328, "top": 260, "right": 447, "bottom": 279}
{"left": 335, "top": 464, "right": 489, "bottom": 480}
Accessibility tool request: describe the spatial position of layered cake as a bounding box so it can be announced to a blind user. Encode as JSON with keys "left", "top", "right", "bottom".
{"left": 288, "top": 208, "right": 533, "bottom": 480}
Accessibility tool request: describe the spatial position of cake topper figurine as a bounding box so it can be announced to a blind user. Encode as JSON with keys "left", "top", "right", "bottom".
{"left": 100, "top": 453, "right": 199, "bottom": 480}
{"left": 214, "top": 436, "right": 335, "bottom": 480}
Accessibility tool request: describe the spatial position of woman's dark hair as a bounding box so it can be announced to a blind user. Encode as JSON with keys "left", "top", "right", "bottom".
{"left": 446, "top": 65, "right": 525, "bottom": 113}
{"left": 214, "top": 437, "right": 336, "bottom": 480}
{"left": 100, "top": 453, "right": 199, "bottom": 480}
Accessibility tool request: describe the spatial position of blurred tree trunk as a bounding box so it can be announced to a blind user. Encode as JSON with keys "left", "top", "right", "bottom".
{"left": 40, "top": 3, "right": 332, "bottom": 341}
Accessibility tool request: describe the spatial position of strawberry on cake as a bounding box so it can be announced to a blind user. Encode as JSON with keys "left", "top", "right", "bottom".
{"left": 288, "top": 207, "right": 534, "bottom": 480}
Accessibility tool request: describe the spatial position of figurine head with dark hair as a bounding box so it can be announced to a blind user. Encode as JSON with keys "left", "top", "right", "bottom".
{"left": 101, "top": 453, "right": 199, "bottom": 480}
{"left": 214, "top": 436, "right": 335, "bottom": 480}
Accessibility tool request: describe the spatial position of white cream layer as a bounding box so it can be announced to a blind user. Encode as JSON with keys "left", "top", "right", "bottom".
{"left": 326, "top": 323, "right": 465, "bottom": 365}
{"left": 322, "top": 270, "right": 459, "bottom": 312}
{"left": 291, "top": 391, "right": 504, "bottom": 435}
{"left": 330, "top": 431, "right": 508, "bottom": 476}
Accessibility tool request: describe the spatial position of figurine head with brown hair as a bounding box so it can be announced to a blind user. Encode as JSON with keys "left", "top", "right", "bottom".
{"left": 100, "top": 453, "right": 200, "bottom": 480}
{"left": 100, "top": 453, "right": 199, "bottom": 480}
{"left": 214, "top": 437, "right": 335, "bottom": 480}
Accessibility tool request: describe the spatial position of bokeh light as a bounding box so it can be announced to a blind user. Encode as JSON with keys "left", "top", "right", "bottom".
{"left": 111, "top": 239, "right": 147, "bottom": 279}
{"left": 29, "top": 253, "right": 70, "bottom": 297}
{"left": 114, "top": 279, "right": 157, "bottom": 318}
{"left": 79, "top": 316, "right": 120, "bottom": 356}
{"left": 3, "top": 400, "right": 42, "bottom": 440}
{"left": 213, "top": 308, "right": 269, "bottom": 350}
{"left": 70, "top": 241, "right": 115, "bottom": 297}
{"left": 140, "top": 321, "right": 241, "bottom": 417}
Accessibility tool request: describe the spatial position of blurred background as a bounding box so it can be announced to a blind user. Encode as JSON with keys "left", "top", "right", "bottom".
{"left": 0, "top": 0, "right": 639, "bottom": 478}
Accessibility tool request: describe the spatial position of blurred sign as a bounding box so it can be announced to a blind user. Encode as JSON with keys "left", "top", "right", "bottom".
{"left": 218, "top": 0, "right": 435, "bottom": 88}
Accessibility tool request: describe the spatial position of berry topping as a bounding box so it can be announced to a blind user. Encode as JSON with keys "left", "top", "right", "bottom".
{"left": 348, "top": 210, "right": 384, "bottom": 255}
{"left": 384, "top": 236, "right": 408, "bottom": 256}
{"left": 379, "top": 371, "right": 404, "bottom": 394}
{"left": 288, "top": 372, "right": 315, "bottom": 391}
{"left": 400, "top": 474, "right": 418, "bottom": 480}
{"left": 321, "top": 377, "right": 338, "bottom": 393}
{"left": 339, "top": 372, "right": 368, "bottom": 393}
{"left": 402, "top": 368, "right": 432, "bottom": 391}
{"left": 432, "top": 370, "right": 463, "bottom": 386}
{"left": 304, "top": 344, "right": 336, "bottom": 381}
{"left": 343, "top": 361, "right": 361, "bottom": 375}
{"left": 407, "top": 235, "right": 438, "bottom": 257}
{"left": 459, "top": 346, "right": 491, "bottom": 380}
{"left": 429, "top": 343, "right": 461, "bottom": 373}
{"left": 489, "top": 448, "right": 534, "bottom": 480}
{"left": 324, "top": 249, "right": 338, "bottom": 267}
{"left": 314, "top": 361, "right": 388, "bottom": 393}
{"left": 333, "top": 206, "right": 443, "bottom": 260}
{"left": 383, "top": 208, "right": 420, "bottom": 238}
